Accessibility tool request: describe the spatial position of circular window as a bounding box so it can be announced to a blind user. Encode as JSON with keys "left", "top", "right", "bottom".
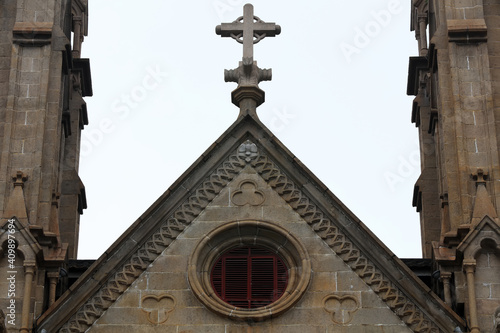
{"left": 211, "top": 246, "right": 288, "bottom": 309}
{"left": 188, "top": 220, "right": 311, "bottom": 321}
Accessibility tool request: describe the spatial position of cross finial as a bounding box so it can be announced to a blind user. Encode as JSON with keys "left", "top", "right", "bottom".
{"left": 216, "top": 4, "right": 281, "bottom": 110}
{"left": 216, "top": 4, "right": 280, "bottom": 64}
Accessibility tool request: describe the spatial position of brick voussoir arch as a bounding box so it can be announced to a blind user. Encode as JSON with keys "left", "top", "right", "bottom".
{"left": 58, "top": 153, "right": 247, "bottom": 333}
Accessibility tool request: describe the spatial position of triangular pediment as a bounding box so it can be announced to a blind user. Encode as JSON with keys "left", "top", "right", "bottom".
{"left": 458, "top": 215, "right": 500, "bottom": 259}
{"left": 38, "top": 114, "right": 465, "bottom": 332}
{"left": 0, "top": 217, "right": 42, "bottom": 262}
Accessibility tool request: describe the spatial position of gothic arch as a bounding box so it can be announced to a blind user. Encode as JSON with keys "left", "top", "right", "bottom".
{"left": 0, "top": 217, "right": 41, "bottom": 263}
{"left": 459, "top": 216, "right": 500, "bottom": 260}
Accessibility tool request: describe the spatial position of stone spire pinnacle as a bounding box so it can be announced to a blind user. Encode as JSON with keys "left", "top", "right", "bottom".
{"left": 216, "top": 3, "right": 281, "bottom": 113}
{"left": 471, "top": 169, "right": 498, "bottom": 226}
{"left": 3, "top": 171, "right": 29, "bottom": 224}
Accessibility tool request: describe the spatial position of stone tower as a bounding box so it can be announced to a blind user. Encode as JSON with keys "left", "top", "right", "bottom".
{"left": 36, "top": 4, "right": 464, "bottom": 333}
{"left": 2, "top": 0, "right": 500, "bottom": 332}
{"left": 0, "top": 0, "right": 91, "bottom": 331}
{"left": 409, "top": 0, "right": 500, "bottom": 331}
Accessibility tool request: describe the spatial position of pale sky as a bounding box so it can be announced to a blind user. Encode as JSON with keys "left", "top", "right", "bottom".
{"left": 78, "top": 0, "right": 422, "bottom": 259}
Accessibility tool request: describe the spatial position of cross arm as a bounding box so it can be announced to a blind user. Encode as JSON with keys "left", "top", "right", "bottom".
{"left": 215, "top": 22, "right": 281, "bottom": 38}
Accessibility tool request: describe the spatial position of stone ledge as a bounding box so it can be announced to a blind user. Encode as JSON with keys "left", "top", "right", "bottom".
{"left": 12, "top": 22, "right": 52, "bottom": 46}
{"left": 448, "top": 19, "right": 487, "bottom": 43}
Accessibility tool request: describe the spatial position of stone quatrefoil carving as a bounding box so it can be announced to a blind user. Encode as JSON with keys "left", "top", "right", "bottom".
{"left": 141, "top": 294, "right": 176, "bottom": 324}
{"left": 237, "top": 140, "right": 258, "bottom": 162}
{"left": 60, "top": 140, "right": 441, "bottom": 333}
{"left": 231, "top": 180, "right": 265, "bottom": 206}
{"left": 323, "top": 294, "right": 359, "bottom": 324}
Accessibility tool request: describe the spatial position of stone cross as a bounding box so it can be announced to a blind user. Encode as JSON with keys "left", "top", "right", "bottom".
{"left": 216, "top": 3, "right": 281, "bottom": 64}
{"left": 215, "top": 4, "right": 281, "bottom": 109}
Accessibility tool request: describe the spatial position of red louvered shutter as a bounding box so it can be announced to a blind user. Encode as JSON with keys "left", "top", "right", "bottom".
{"left": 211, "top": 246, "right": 288, "bottom": 309}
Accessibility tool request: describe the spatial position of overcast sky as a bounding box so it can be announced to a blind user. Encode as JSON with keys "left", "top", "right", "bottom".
{"left": 78, "top": 0, "right": 422, "bottom": 259}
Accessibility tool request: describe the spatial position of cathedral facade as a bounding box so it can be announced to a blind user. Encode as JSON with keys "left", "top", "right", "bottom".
{"left": 0, "top": 1, "right": 499, "bottom": 332}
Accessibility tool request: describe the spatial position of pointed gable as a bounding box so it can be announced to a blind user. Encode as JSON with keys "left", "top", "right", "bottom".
{"left": 37, "top": 113, "right": 465, "bottom": 332}
{"left": 35, "top": 4, "right": 466, "bottom": 332}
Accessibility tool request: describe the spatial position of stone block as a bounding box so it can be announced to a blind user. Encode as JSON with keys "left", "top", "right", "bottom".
{"left": 478, "top": 315, "right": 496, "bottom": 333}
{"left": 336, "top": 271, "right": 370, "bottom": 292}
{"left": 130, "top": 275, "right": 148, "bottom": 290}
{"left": 165, "top": 306, "right": 225, "bottom": 326}
{"left": 490, "top": 253, "right": 500, "bottom": 267}
{"left": 91, "top": 324, "right": 179, "bottom": 333}
{"left": 9, "top": 139, "right": 23, "bottom": 153}
{"left": 268, "top": 325, "right": 324, "bottom": 333}
{"left": 272, "top": 307, "right": 330, "bottom": 326}
{"left": 453, "top": 0, "right": 476, "bottom": 9}
{"left": 10, "top": 153, "right": 33, "bottom": 169}
{"left": 165, "top": 289, "right": 203, "bottom": 308}
{"left": 200, "top": 205, "right": 259, "bottom": 222}
{"left": 0, "top": 56, "right": 11, "bottom": 70}
{"left": 310, "top": 253, "right": 347, "bottom": 273}
{"left": 464, "top": 6, "right": 483, "bottom": 19}
{"left": 0, "top": 44, "right": 12, "bottom": 57}
{"left": 147, "top": 272, "right": 187, "bottom": 291}
{"left": 100, "top": 306, "right": 156, "bottom": 325}
{"left": 12, "top": 124, "right": 36, "bottom": 139}
{"left": 261, "top": 206, "right": 303, "bottom": 222}
{"left": 308, "top": 271, "right": 337, "bottom": 292}
{"left": 475, "top": 282, "right": 491, "bottom": 299}
{"left": 148, "top": 254, "right": 188, "bottom": 273}
{"left": 160, "top": 237, "right": 198, "bottom": 258}
{"left": 349, "top": 306, "right": 403, "bottom": 325}
{"left": 28, "top": 83, "right": 40, "bottom": 97}
{"left": 114, "top": 290, "right": 141, "bottom": 308}
{"left": 476, "top": 298, "right": 500, "bottom": 317}
{"left": 468, "top": 152, "right": 489, "bottom": 167}
{"left": 462, "top": 96, "right": 484, "bottom": 111}
{"left": 19, "top": 71, "right": 40, "bottom": 85}
{"left": 178, "top": 325, "right": 225, "bottom": 333}
{"left": 476, "top": 253, "right": 489, "bottom": 267}
{"left": 14, "top": 96, "right": 38, "bottom": 109}
{"left": 476, "top": 265, "right": 500, "bottom": 283}
{"left": 360, "top": 290, "right": 386, "bottom": 309}
{"left": 298, "top": 291, "right": 331, "bottom": 308}
{"left": 300, "top": 235, "right": 337, "bottom": 255}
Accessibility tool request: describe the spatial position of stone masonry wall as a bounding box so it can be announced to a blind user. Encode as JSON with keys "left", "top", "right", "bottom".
{"left": 88, "top": 170, "right": 411, "bottom": 332}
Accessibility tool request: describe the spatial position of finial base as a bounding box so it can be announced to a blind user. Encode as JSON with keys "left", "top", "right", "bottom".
{"left": 231, "top": 85, "right": 265, "bottom": 108}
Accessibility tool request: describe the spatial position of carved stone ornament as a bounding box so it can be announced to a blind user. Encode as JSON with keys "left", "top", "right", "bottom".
{"left": 215, "top": 3, "right": 280, "bottom": 89}
{"left": 323, "top": 294, "right": 359, "bottom": 324}
{"left": 141, "top": 294, "right": 176, "bottom": 324}
{"left": 237, "top": 140, "right": 258, "bottom": 163}
{"left": 58, "top": 140, "right": 443, "bottom": 332}
{"left": 59, "top": 146, "right": 251, "bottom": 332}
{"left": 248, "top": 151, "right": 442, "bottom": 332}
{"left": 231, "top": 180, "right": 265, "bottom": 206}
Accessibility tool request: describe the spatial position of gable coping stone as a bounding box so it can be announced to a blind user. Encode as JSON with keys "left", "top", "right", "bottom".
{"left": 55, "top": 140, "right": 454, "bottom": 333}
